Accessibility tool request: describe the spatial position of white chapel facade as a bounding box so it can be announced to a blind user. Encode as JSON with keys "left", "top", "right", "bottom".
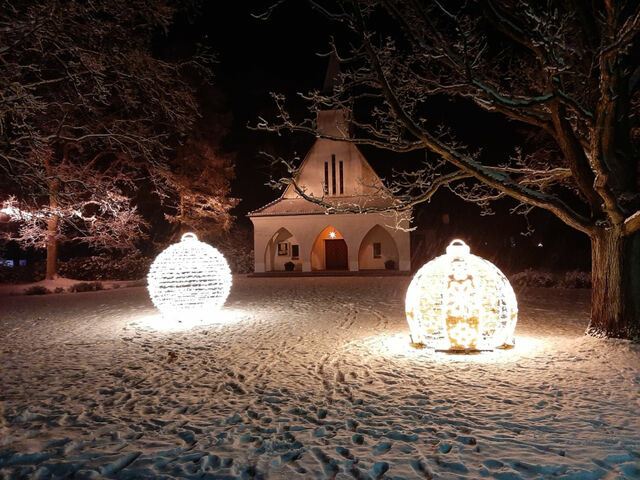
{"left": 248, "top": 106, "right": 411, "bottom": 274}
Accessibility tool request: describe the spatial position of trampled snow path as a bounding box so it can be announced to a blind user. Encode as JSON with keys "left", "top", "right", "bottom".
{"left": 1, "top": 277, "right": 639, "bottom": 479}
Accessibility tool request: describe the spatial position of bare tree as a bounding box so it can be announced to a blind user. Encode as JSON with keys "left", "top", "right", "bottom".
{"left": 258, "top": 1, "right": 640, "bottom": 338}
{"left": 0, "top": 0, "right": 233, "bottom": 278}
{"left": 162, "top": 89, "right": 239, "bottom": 241}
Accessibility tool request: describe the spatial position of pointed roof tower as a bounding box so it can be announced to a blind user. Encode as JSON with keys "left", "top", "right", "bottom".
{"left": 318, "top": 54, "right": 350, "bottom": 138}
{"left": 322, "top": 52, "right": 342, "bottom": 94}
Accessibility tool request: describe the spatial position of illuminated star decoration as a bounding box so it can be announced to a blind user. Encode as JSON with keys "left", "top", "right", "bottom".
{"left": 328, "top": 231, "right": 337, "bottom": 238}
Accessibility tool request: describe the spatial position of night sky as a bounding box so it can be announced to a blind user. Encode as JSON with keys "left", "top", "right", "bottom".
{"left": 169, "top": 1, "right": 591, "bottom": 272}
{"left": 195, "top": 1, "right": 336, "bottom": 212}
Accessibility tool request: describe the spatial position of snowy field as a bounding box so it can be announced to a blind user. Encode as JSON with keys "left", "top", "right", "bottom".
{"left": 1, "top": 276, "right": 639, "bottom": 479}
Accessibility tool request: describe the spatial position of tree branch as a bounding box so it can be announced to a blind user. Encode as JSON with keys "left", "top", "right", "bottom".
{"left": 624, "top": 210, "right": 640, "bottom": 236}
{"left": 349, "top": 0, "right": 595, "bottom": 234}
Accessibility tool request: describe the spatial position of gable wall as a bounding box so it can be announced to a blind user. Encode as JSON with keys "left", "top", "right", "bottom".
{"left": 284, "top": 139, "right": 382, "bottom": 199}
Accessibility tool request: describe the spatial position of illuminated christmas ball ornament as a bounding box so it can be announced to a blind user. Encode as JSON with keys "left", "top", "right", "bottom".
{"left": 147, "top": 233, "right": 232, "bottom": 318}
{"left": 405, "top": 239, "right": 517, "bottom": 352}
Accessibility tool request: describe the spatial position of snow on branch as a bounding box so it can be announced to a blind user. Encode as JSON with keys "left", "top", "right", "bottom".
{"left": 256, "top": 0, "right": 640, "bottom": 237}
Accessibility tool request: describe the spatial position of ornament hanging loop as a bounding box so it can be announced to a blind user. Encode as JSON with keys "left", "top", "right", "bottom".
{"left": 181, "top": 232, "right": 198, "bottom": 242}
{"left": 446, "top": 239, "right": 470, "bottom": 257}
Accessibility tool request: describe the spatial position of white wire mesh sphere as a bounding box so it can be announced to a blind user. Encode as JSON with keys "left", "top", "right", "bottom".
{"left": 147, "top": 233, "right": 232, "bottom": 318}
{"left": 405, "top": 239, "right": 517, "bottom": 351}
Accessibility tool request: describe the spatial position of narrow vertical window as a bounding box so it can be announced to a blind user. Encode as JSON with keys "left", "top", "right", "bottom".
{"left": 373, "top": 242, "right": 382, "bottom": 258}
{"left": 331, "top": 155, "right": 336, "bottom": 194}
{"left": 324, "top": 162, "right": 329, "bottom": 194}
{"left": 339, "top": 160, "right": 344, "bottom": 194}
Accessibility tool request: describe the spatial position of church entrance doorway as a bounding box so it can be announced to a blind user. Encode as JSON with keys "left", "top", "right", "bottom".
{"left": 324, "top": 239, "right": 348, "bottom": 270}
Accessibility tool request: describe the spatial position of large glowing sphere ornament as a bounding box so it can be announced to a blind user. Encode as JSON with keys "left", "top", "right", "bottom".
{"left": 405, "top": 239, "right": 517, "bottom": 352}
{"left": 147, "top": 233, "right": 232, "bottom": 318}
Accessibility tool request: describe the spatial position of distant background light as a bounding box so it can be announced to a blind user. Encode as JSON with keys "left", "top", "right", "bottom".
{"left": 147, "top": 232, "right": 232, "bottom": 319}
{"left": 405, "top": 239, "right": 518, "bottom": 352}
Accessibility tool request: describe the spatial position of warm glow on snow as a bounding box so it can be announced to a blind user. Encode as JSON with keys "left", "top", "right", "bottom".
{"left": 405, "top": 239, "right": 518, "bottom": 351}
{"left": 147, "top": 232, "right": 232, "bottom": 322}
{"left": 352, "top": 332, "right": 544, "bottom": 363}
{"left": 131, "top": 308, "right": 245, "bottom": 332}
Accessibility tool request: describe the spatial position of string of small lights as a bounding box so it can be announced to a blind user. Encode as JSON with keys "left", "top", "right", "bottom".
{"left": 405, "top": 239, "right": 518, "bottom": 352}
{"left": 147, "top": 233, "right": 232, "bottom": 319}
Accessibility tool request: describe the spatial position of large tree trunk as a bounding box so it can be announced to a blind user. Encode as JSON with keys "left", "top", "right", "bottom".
{"left": 45, "top": 215, "right": 58, "bottom": 280}
{"left": 45, "top": 181, "right": 59, "bottom": 280}
{"left": 588, "top": 227, "right": 640, "bottom": 338}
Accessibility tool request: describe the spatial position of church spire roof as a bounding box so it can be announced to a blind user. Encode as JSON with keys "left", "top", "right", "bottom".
{"left": 322, "top": 53, "right": 341, "bottom": 93}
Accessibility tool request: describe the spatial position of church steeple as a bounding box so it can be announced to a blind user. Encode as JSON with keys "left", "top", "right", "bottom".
{"left": 318, "top": 54, "right": 351, "bottom": 138}
{"left": 322, "top": 53, "right": 342, "bottom": 94}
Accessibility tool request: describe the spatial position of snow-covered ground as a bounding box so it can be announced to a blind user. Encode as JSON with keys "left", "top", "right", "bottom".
{"left": 1, "top": 276, "right": 639, "bottom": 479}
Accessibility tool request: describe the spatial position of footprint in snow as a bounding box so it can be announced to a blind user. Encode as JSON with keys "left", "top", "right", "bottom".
{"left": 373, "top": 441, "right": 392, "bottom": 456}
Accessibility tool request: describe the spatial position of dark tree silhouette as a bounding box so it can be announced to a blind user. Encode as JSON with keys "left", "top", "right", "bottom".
{"left": 0, "top": 0, "right": 235, "bottom": 278}
{"left": 259, "top": 1, "right": 640, "bottom": 338}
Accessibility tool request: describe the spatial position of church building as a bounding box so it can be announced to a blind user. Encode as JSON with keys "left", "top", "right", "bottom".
{"left": 248, "top": 66, "right": 411, "bottom": 274}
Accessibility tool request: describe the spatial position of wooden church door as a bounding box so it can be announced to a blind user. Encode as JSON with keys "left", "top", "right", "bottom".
{"left": 325, "top": 239, "right": 348, "bottom": 270}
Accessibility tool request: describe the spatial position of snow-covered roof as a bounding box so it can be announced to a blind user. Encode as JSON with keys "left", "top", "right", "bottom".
{"left": 247, "top": 196, "right": 396, "bottom": 217}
